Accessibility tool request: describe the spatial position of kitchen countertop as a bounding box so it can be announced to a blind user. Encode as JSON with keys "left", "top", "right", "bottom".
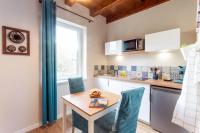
{"left": 95, "top": 75, "right": 182, "bottom": 90}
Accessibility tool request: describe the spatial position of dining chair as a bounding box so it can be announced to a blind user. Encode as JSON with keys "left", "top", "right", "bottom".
{"left": 68, "top": 77, "right": 88, "bottom": 133}
{"left": 94, "top": 87, "right": 145, "bottom": 133}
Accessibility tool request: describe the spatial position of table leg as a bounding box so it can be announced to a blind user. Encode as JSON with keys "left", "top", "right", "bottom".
{"left": 63, "top": 103, "right": 67, "bottom": 133}
{"left": 88, "top": 119, "right": 94, "bottom": 133}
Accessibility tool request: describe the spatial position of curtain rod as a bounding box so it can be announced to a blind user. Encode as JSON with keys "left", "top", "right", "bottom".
{"left": 39, "top": 0, "right": 93, "bottom": 23}
{"left": 57, "top": 5, "right": 93, "bottom": 23}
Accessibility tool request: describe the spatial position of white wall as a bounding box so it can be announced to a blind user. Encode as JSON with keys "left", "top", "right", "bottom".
{"left": 107, "top": 0, "right": 197, "bottom": 66}
{"left": 108, "top": 50, "right": 186, "bottom": 66}
{"left": 107, "top": 0, "right": 196, "bottom": 41}
{"left": 56, "top": 0, "right": 107, "bottom": 118}
{"left": 0, "top": 0, "right": 41, "bottom": 132}
{"left": 0, "top": 0, "right": 107, "bottom": 132}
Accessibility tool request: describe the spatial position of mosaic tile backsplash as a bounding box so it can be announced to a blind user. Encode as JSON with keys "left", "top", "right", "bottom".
{"left": 94, "top": 65, "right": 185, "bottom": 80}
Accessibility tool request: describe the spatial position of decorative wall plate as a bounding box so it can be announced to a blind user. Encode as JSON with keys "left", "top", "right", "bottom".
{"left": 7, "top": 45, "right": 16, "bottom": 52}
{"left": 8, "top": 31, "right": 25, "bottom": 44}
{"left": 18, "top": 46, "right": 27, "bottom": 53}
{"left": 2, "top": 26, "right": 30, "bottom": 56}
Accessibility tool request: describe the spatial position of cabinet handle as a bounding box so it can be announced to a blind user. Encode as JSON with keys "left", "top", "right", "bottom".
{"left": 150, "top": 91, "right": 152, "bottom": 103}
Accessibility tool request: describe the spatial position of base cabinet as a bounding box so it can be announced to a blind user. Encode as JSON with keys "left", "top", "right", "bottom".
{"left": 94, "top": 77, "right": 150, "bottom": 124}
{"left": 94, "top": 77, "right": 109, "bottom": 90}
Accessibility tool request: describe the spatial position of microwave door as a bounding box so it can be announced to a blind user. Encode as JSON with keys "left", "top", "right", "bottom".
{"left": 123, "top": 40, "right": 137, "bottom": 52}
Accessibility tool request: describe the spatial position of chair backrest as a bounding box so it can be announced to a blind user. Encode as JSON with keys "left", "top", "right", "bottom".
{"left": 114, "top": 87, "right": 145, "bottom": 133}
{"left": 68, "top": 77, "right": 85, "bottom": 94}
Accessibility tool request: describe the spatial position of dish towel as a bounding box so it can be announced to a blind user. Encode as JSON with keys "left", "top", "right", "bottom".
{"left": 172, "top": 45, "right": 200, "bottom": 133}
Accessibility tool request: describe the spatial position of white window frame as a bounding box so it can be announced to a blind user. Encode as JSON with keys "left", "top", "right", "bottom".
{"left": 56, "top": 18, "right": 87, "bottom": 83}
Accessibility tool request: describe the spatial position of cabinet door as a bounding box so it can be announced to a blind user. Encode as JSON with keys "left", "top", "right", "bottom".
{"left": 105, "top": 40, "right": 123, "bottom": 55}
{"left": 108, "top": 79, "right": 123, "bottom": 95}
{"left": 145, "top": 28, "right": 180, "bottom": 52}
{"left": 105, "top": 42, "right": 110, "bottom": 55}
{"left": 122, "top": 82, "right": 150, "bottom": 124}
{"left": 94, "top": 78, "right": 109, "bottom": 90}
{"left": 138, "top": 85, "right": 150, "bottom": 124}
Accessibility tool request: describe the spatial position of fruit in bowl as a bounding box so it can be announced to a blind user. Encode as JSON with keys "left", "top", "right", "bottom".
{"left": 89, "top": 88, "right": 101, "bottom": 98}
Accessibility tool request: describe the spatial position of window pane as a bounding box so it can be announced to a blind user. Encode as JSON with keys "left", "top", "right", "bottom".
{"left": 56, "top": 23, "right": 80, "bottom": 80}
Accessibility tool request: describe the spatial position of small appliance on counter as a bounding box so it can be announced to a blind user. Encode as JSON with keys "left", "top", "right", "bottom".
{"left": 162, "top": 73, "right": 172, "bottom": 81}
{"left": 173, "top": 66, "right": 186, "bottom": 84}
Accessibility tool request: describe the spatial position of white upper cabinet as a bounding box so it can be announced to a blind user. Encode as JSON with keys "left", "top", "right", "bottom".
{"left": 145, "top": 28, "right": 180, "bottom": 52}
{"left": 105, "top": 40, "right": 123, "bottom": 55}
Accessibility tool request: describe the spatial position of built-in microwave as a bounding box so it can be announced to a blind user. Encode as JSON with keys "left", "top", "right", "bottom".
{"left": 123, "top": 39, "right": 144, "bottom": 52}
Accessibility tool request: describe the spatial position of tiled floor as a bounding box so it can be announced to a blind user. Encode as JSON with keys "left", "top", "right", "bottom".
{"left": 28, "top": 116, "right": 158, "bottom": 133}
{"left": 137, "top": 122, "right": 159, "bottom": 133}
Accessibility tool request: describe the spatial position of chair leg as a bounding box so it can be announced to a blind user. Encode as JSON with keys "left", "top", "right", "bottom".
{"left": 72, "top": 127, "right": 75, "bottom": 133}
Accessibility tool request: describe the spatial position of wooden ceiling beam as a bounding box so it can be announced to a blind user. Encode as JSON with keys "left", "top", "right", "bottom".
{"left": 106, "top": 0, "right": 170, "bottom": 23}
{"left": 90, "top": 0, "right": 121, "bottom": 17}
{"left": 64, "top": 0, "right": 170, "bottom": 23}
{"left": 65, "top": 0, "right": 76, "bottom": 6}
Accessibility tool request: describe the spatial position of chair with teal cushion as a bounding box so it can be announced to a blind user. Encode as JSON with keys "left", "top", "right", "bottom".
{"left": 94, "top": 87, "right": 145, "bottom": 133}
{"left": 68, "top": 77, "right": 85, "bottom": 94}
{"left": 68, "top": 77, "right": 88, "bottom": 133}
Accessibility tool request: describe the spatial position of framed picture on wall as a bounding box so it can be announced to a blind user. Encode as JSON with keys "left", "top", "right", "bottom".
{"left": 2, "top": 26, "right": 30, "bottom": 56}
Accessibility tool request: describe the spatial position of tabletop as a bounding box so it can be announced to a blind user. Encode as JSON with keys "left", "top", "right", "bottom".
{"left": 62, "top": 90, "right": 120, "bottom": 116}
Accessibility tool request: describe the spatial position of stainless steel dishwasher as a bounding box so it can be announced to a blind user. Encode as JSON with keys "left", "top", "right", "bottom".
{"left": 151, "top": 86, "right": 189, "bottom": 133}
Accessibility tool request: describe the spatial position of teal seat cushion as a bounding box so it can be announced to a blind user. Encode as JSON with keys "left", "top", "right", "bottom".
{"left": 72, "top": 110, "right": 88, "bottom": 133}
{"left": 95, "top": 111, "right": 116, "bottom": 133}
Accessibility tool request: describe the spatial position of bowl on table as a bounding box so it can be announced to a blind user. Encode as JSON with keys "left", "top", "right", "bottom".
{"left": 89, "top": 88, "right": 102, "bottom": 98}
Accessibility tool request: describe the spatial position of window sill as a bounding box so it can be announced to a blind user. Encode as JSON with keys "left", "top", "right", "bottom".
{"left": 57, "top": 78, "right": 87, "bottom": 85}
{"left": 57, "top": 80, "right": 69, "bottom": 85}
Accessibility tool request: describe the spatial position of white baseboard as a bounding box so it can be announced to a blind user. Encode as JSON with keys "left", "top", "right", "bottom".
{"left": 14, "top": 111, "right": 72, "bottom": 133}
{"left": 14, "top": 122, "right": 42, "bottom": 133}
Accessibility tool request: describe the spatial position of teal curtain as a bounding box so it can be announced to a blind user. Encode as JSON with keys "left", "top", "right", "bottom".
{"left": 41, "top": 0, "right": 57, "bottom": 125}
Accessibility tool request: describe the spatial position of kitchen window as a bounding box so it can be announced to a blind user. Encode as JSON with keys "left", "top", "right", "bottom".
{"left": 56, "top": 19, "right": 87, "bottom": 81}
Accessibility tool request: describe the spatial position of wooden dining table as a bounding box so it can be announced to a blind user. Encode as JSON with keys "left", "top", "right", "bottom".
{"left": 62, "top": 90, "right": 120, "bottom": 133}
